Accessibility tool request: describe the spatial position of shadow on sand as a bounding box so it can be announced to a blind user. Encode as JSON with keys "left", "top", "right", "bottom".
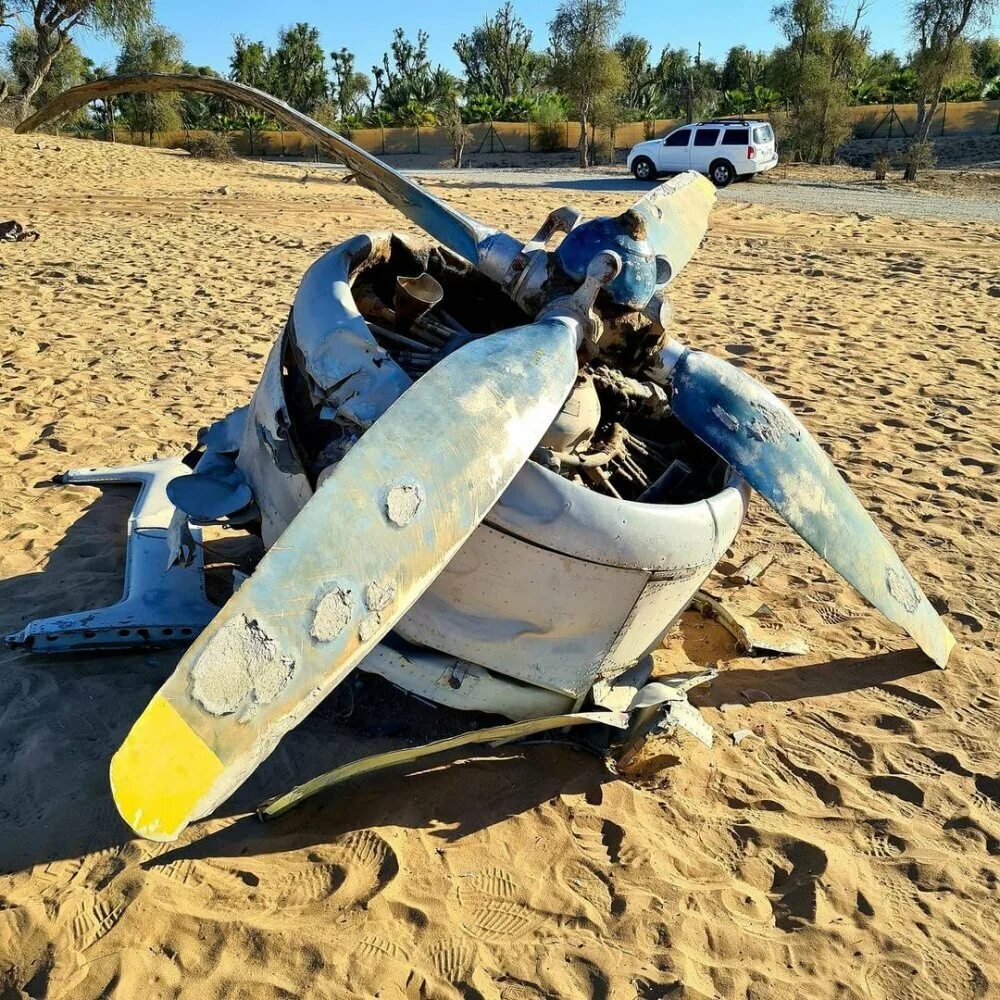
{"left": 0, "top": 483, "right": 936, "bottom": 875}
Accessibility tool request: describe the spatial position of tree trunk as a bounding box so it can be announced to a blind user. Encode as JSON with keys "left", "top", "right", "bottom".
{"left": 905, "top": 86, "right": 942, "bottom": 180}
{"left": 578, "top": 109, "right": 588, "bottom": 168}
{"left": 18, "top": 33, "right": 63, "bottom": 122}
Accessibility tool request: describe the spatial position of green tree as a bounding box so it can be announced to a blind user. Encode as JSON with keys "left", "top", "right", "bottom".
{"left": 721, "top": 45, "right": 772, "bottom": 92}
{"left": 548, "top": 0, "right": 625, "bottom": 167}
{"left": 905, "top": 0, "right": 997, "bottom": 176}
{"left": 371, "top": 28, "right": 462, "bottom": 125}
{"left": 271, "top": 22, "right": 327, "bottom": 113}
{"left": 770, "top": 0, "right": 872, "bottom": 162}
{"left": 7, "top": 26, "right": 89, "bottom": 111}
{"left": 0, "top": 0, "right": 150, "bottom": 118}
{"left": 614, "top": 34, "right": 655, "bottom": 115}
{"left": 454, "top": 3, "right": 541, "bottom": 102}
{"left": 230, "top": 35, "right": 271, "bottom": 91}
{"left": 970, "top": 35, "right": 1000, "bottom": 91}
{"left": 330, "top": 48, "right": 369, "bottom": 122}
{"left": 115, "top": 24, "right": 184, "bottom": 142}
{"left": 650, "top": 45, "right": 719, "bottom": 121}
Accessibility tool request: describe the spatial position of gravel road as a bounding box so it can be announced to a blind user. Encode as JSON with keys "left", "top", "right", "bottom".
{"left": 298, "top": 161, "right": 999, "bottom": 224}
{"left": 411, "top": 167, "right": 1000, "bottom": 225}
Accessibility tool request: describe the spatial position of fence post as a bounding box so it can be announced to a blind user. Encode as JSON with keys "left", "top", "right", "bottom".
{"left": 527, "top": 119, "right": 531, "bottom": 153}
{"left": 566, "top": 120, "right": 569, "bottom": 150}
{"left": 416, "top": 126, "right": 420, "bottom": 154}
{"left": 381, "top": 124, "right": 386, "bottom": 156}
{"left": 940, "top": 100, "right": 947, "bottom": 136}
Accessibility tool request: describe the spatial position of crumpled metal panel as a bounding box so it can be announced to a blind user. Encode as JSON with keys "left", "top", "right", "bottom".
{"left": 235, "top": 334, "right": 312, "bottom": 546}
{"left": 291, "top": 234, "right": 410, "bottom": 429}
{"left": 360, "top": 640, "right": 574, "bottom": 720}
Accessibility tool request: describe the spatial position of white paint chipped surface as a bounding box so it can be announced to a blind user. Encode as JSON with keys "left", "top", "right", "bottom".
{"left": 311, "top": 587, "right": 353, "bottom": 642}
{"left": 364, "top": 581, "right": 396, "bottom": 613}
{"left": 384, "top": 483, "right": 423, "bottom": 526}
{"left": 190, "top": 614, "right": 295, "bottom": 720}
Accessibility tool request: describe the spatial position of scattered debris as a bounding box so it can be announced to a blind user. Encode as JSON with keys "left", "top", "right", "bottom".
{"left": 731, "top": 551, "right": 774, "bottom": 585}
{"left": 691, "top": 590, "right": 809, "bottom": 656}
{"left": 0, "top": 220, "right": 40, "bottom": 243}
{"left": 731, "top": 728, "right": 755, "bottom": 745}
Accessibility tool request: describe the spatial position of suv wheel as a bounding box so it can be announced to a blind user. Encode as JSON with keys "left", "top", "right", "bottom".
{"left": 709, "top": 159, "right": 735, "bottom": 187}
{"left": 631, "top": 156, "right": 656, "bottom": 181}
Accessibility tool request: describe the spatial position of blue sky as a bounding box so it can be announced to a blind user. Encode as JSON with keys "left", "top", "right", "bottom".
{"left": 72, "top": 0, "right": 993, "bottom": 77}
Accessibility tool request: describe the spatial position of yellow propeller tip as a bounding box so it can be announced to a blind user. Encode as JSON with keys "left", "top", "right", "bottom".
{"left": 110, "top": 693, "right": 225, "bottom": 842}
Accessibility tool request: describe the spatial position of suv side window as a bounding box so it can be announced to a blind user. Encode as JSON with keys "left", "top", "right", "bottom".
{"left": 693, "top": 128, "right": 720, "bottom": 146}
{"left": 664, "top": 129, "right": 691, "bottom": 147}
{"left": 721, "top": 128, "right": 749, "bottom": 145}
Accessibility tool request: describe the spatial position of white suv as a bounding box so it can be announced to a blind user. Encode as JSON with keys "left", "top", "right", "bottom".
{"left": 627, "top": 120, "right": 778, "bottom": 187}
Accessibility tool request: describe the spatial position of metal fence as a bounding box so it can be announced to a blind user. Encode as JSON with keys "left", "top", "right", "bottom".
{"left": 102, "top": 101, "right": 1000, "bottom": 158}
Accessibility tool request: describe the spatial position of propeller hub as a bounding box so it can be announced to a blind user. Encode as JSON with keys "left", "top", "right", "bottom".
{"left": 554, "top": 212, "right": 668, "bottom": 312}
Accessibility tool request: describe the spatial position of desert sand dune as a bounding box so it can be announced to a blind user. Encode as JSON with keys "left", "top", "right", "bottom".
{"left": 0, "top": 131, "right": 997, "bottom": 999}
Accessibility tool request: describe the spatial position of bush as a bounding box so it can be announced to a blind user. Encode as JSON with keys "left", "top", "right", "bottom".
{"left": 531, "top": 119, "right": 565, "bottom": 153}
{"left": 183, "top": 132, "right": 237, "bottom": 161}
{"left": 0, "top": 100, "right": 22, "bottom": 129}
{"left": 530, "top": 96, "right": 569, "bottom": 153}
{"left": 873, "top": 148, "right": 890, "bottom": 180}
{"left": 901, "top": 140, "right": 935, "bottom": 180}
{"left": 588, "top": 136, "right": 615, "bottom": 165}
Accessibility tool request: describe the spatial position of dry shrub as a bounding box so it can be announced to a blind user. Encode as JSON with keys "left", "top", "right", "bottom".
{"left": 588, "top": 136, "right": 615, "bottom": 165}
{"left": 901, "top": 140, "right": 935, "bottom": 180}
{"left": 184, "top": 132, "right": 237, "bottom": 161}
{"left": 0, "top": 100, "right": 23, "bottom": 129}
{"left": 873, "top": 148, "right": 891, "bottom": 180}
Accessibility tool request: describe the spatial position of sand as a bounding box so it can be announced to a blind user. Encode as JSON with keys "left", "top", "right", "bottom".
{"left": 0, "top": 131, "right": 998, "bottom": 1000}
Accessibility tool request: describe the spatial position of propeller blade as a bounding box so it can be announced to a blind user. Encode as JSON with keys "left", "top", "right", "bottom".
{"left": 661, "top": 344, "right": 954, "bottom": 667}
{"left": 15, "top": 74, "right": 500, "bottom": 265}
{"left": 110, "top": 314, "right": 583, "bottom": 841}
{"left": 623, "top": 172, "right": 717, "bottom": 285}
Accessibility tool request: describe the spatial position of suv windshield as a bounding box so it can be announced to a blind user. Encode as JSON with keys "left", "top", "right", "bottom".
{"left": 753, "top": 124, "right": 773, "bottom": 143}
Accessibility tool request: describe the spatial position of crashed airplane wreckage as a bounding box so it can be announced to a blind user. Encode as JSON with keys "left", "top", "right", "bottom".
{"left": 13, "top": 76, "right": 954, "bottom": 841}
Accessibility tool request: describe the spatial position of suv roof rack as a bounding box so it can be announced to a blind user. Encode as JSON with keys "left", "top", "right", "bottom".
{"left": 703, "top": 118, "right": 754, "bottom": 125}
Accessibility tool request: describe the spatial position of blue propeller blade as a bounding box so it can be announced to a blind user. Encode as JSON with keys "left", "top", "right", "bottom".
{"left": 666, "top": 346, "right": 954, "bottom": 667}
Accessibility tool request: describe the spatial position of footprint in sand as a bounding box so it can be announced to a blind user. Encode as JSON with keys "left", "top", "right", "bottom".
{"left": 456, "top": 868, "right": 542, "bottom": 943}
{"left": 557, "top": 859, "right": 615, "bottom": 921}
{"left": 62, "top": 888, "right": 132, "bottom": 952}
{"left": 429, "top": 936, "right": 479, "bottom": 984}
{"left": 570, "top": 811, "right": 626, "bottom": 867}
{"left": 871, "top": 683, "right": 942, "bottom": 721}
